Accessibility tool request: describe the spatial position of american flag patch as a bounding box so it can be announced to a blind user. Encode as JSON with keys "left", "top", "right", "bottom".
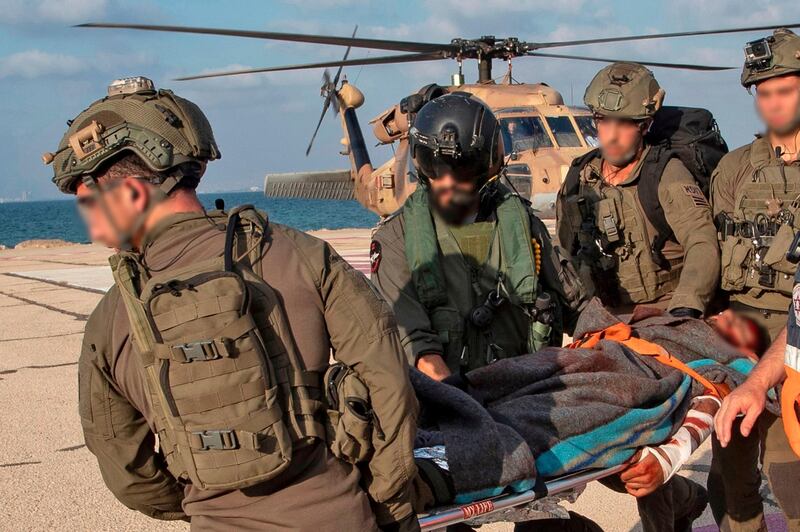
{"left": 682, "top": 185, "right": 709, "bottom": 208}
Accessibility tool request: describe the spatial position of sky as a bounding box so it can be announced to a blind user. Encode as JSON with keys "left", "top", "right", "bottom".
{"left": 0, "top": 0, "right": 795, "bottom": 199}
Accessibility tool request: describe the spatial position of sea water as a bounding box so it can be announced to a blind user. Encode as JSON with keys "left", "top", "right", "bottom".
{"left": 0, "top": 192, "right": 378, "bottom": 248}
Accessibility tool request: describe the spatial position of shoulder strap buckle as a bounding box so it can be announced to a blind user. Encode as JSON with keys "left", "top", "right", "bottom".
{"left": 193, "top": 429, "right": 238, "bottom": 451}
{"left": 176, "top": 340, "right": 222, "bottom": 362}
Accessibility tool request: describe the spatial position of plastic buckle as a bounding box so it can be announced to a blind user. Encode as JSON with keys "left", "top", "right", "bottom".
{"left": 176, "top": 340, "right": 219, "bottom": 362}
{"left": 194, "top": 430, "right": 238, "bottom": 450}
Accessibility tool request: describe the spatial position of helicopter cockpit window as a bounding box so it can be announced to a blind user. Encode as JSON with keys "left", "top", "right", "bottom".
{"left": 499, "top": 117, "right": 553, "bottom": 153}
{"left": 575, "top": 116, "right": 599, "bottom": 148}
{"left": 545, "top": 116, "right": 582, "bottom": 148}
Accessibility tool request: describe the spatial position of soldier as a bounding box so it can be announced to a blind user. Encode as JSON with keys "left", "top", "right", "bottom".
{"left": 556, "top": 62, "right": 720, "bottom": 319}
{"left": 710, "top": 28, "right": 800, "bottom": 532}
{"left": 371, "top": 92, "right": 586, "bottom": 381}
{"left": 555, "top": 63, "right": 719, "bottom": 532}
{"left": 42, "top": 77, "right": 419, "bottom": 531}
{"left": 371, "top": 90, "right": 597, "bottom": 532}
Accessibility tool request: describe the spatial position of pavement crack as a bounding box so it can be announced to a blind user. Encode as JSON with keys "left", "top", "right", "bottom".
{"left": 0, "top": 461, "right": 41, "bottom": 468}
{"left": 0, "top": 361, "right": 78, "bottom": 375}
{"left": 56, "top": 444, "right": 86, "bottom": 452}
{"left": 0, "top": 289, "right": 89, "bottom": 321}
{"left": 0, "top": 331, "right": 83, "bottom": 343}
{"left": 2, "top": 272, "right": 106, "bottom": 295}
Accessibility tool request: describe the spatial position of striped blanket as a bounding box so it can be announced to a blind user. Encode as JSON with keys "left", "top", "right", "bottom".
{"left": 413, "top": 299, "right": 776, "bottom": 499}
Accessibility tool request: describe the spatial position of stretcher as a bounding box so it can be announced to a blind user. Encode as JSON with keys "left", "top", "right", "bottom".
{"left": 418, "top": 463, "right": 628, "bottom": 530}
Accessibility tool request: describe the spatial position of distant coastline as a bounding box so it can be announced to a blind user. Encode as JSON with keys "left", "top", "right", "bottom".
{"left": 0, "top": 192, "right": 378, "bottom": 248}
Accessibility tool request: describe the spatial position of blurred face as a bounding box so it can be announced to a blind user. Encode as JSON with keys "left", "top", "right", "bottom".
{"left": 75, "top": 177, "right": 151, "bottom": 249}
{"left": 754, "top": 74, "right": 800, "bottom": 135}
{"left": 596, "top": 116, "right": 647, "bottom": 166}
{"left": 428, "top": 172, "right": 480, "bottom": 225}
{"left": 708, "top": 310, "right": 762, "bottom": 356}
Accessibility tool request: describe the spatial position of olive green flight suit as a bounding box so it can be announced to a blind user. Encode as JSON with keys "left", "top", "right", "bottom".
{"left": 710, "top": 137, "right": 800, "bottom": 532}
{"left": 556, "top": 148, "right": 720, "bottom": 315}
{"left": 556, "top": 149, "right": 718, "bottom": 532}
{"left": 79, "top": 212, "right": 418, "bottom": 530}
{"left": 371, "top": 197, "right": 586, "bottom": 370}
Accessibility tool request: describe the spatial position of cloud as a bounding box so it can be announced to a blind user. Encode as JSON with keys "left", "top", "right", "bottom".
{"left": 278, "top": 0, "right": 364, "bottom": 7}
{"left": 424, "top": 0, "right": 585, "bottom": 16}
{"left": 666, "top": 0, "right": 796, "bottom": 26}
{"left": 0, "top": 49, "right": 157, "bottom": 80}
{"left": 0, "top": 50, "right": 87, "bottom": 78}
{"left": 0, "top": 0, "right": 108, "bottom": 24}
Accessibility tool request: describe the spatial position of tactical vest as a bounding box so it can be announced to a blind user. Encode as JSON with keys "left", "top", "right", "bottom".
{"left": 560, "top": 154, "right": 683, "bottom": 308}
{"left": 719, "top": 139, "right": 800, "bottom": 311}
{"left": 403, "top": 185, "right": 548, "bottom": 372}
{"left": 110, "top": 206, "right": 326, "bottom": 491}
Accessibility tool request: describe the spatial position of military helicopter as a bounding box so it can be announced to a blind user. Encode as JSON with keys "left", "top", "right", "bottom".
{"left": 80, "top": 22, "right": 800, "bottom": 216}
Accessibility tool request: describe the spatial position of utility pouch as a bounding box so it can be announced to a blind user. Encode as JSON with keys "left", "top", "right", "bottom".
{"left": 764, "top": 224, "right": 797, "bottom": 275}
{"left": 144, "top": 266, "right": 293, "bottom": 490}
{"left": 596, "top": 197, "right": 621, "bottom": 243}
{"left": 110, "top": 207, "right": 325, "bottom": 492}
{"left": 720, "top": 236, "right": 752, "bottom": 292}
{"left": 324, "top": 363, "right": 375, "bottom": 464}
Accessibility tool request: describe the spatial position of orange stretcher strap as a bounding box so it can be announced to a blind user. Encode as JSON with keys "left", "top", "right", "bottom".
{"left": 569, "top": 322, "right": 729, "bottom": 399}
{"left": 781, "top": 365, "right": 800, "bottom": 457}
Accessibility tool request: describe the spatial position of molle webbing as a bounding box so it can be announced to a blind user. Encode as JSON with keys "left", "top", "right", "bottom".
{"left": 403, "top": 185, "right": 538, "bottom": 310}
{"left": 109, "top": 207, "right": 325, "bottom": 491}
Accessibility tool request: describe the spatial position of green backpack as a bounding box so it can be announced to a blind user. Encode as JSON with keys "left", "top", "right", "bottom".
{"left": 110, "top": 206, "right": 326, "bottom": 490}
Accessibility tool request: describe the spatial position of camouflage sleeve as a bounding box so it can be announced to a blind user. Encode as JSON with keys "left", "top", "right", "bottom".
{"left": 659, "top": 159, "right": 720, "bottom": 313}
{"left": 529, "top": 212, "right": 589, "bottom": 335}
{"left": 370, "top": 217, "right": 443, "bottom": 364}
{"left": 314, "top": 241, "right": 418, "bottom": 526}
{"left": 79, "top": 302, "right": 186, "bottom": 521}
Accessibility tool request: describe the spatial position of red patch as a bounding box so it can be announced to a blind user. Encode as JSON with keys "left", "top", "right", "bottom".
{"left": 370, "top": 240, "right": 382, "bottom": 274}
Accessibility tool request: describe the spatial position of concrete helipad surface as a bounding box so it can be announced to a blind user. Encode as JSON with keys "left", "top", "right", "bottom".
{"left": 0, "top": 228, "right": 788, "bottom": 531}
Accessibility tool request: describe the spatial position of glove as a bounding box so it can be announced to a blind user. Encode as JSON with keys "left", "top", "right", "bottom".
{"left": 669, "top": 307, "right": 701, "bottom": 319}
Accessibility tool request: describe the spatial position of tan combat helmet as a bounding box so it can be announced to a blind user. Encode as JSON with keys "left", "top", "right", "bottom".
{"left": 584, "top": 62, "right": 666, "bottom": 120}
{"left": 741, "top": 28, "right": 800, "bottom": 88}
{"left": 43, "top": 76, "right": 220, "bottom": 194}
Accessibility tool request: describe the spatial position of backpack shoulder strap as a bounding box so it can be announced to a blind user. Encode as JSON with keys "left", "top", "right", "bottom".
{"left": 563, "top": 148, "right": 601, "bottom": 196}
{"left": 638, "top": 148, "right": 677, "bottom": 269}
{"left": 224, "top": 205, "right": 270, "bottom": 270}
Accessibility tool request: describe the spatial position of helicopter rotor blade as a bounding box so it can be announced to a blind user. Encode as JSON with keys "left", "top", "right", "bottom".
{"left": 174, "top": 51, "right": 448, "bottom": 81}
{"left": 306, "top": 94, "right": 333, "bottom": 157}
{"left": 530, "top": 22, "right": 800, "bottom": 50}
{"left": 306, "top": 25, "right": 357, "bottom": 156}
{"left": 77, "top": 22, "right": 452, "bottom": 54}
{"left": 526, "top": 51, "right": 733, "bottom": 70}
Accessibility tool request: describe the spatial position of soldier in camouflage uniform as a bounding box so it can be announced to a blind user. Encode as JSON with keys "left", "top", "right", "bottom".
{"left": 42, "top": 77, "right": 419, "bottom": 531}
{"left": 556, "top": 62, "right": 720, "bottom": 319}
{"left": 556, "top": 62, "right": 718, "bottom": 532}
{"left": 711, "top": 29, "right": 800, "bottom": 532}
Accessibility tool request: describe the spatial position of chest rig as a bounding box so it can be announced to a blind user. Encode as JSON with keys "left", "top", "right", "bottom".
{"left": 562, "top": 158, "right": 682, "bottom": 307}
{"left": 110, "top": 206, "right": 325, "bottom": 491}
{"left": 403, "top": 185, "right": 553, "bottom": 372}
{"left": 718, "top": 139, "right": 800, "bottom": 309}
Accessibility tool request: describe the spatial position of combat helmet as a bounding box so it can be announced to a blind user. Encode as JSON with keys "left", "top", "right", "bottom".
{"left": 409, "top": 92, "right": 504, "bottom": 189}
{"left": 43, "top": 76, "right": 220, "bottom": 194}
{"left": 584, "top": 62, "right": 665, "bottom": 120}
{"left": 741, "top": 28, "right": 800, "bottom": 88}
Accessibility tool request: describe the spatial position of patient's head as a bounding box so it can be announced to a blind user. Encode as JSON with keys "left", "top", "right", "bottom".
{"left": 707, "top": 310, "right": 769, "bottom": 356}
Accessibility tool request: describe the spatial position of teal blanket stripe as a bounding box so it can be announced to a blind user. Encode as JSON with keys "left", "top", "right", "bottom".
{"left": 535, "top": 357, "right": 754, "bottom": 477}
